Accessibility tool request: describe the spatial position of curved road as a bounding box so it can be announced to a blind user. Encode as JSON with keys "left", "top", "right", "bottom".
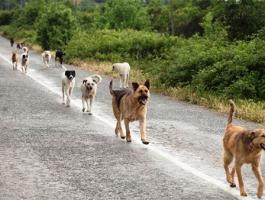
{"left": 0, "top": 36, "right": 264, "bottom": 199}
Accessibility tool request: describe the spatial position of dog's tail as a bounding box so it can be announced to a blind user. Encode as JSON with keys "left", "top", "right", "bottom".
{"left": 109, "top": 80, "right": 114, "bottom": 95}
{"left": 227, "top": 99, "right": 236, "bottom": 125}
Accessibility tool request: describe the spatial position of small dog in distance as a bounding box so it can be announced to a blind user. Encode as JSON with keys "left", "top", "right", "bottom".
{"left": 21, "top": 53, "right": 29, "bottom": 73}
{"left": 42, "top": 51, "right": 51, "bottom": 68}
{"left": 55, "top": 50, "right": 65, "bottom": 67}
{"left": 10, "top": 38, "right": 14, "bottom": 47}
{"left": 112, "top": 62, "right": 130, "bottom": 88}
{"left": 11, "top": 50, "right": 18, "bottom": 70}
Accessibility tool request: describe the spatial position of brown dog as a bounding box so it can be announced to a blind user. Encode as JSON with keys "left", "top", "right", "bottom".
{"left": 11, "top": 50, "right": 18, "bottom": 70}
{"left": 223, "top": 100, "right": 265, "bottom": 198}
{"left": 109, "top": 79, "right": 150, "bottom": 145}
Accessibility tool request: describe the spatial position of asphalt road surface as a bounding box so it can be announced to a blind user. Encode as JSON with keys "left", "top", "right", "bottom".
{"left": 0, "top": 36, "right": 264, "bottom": 200}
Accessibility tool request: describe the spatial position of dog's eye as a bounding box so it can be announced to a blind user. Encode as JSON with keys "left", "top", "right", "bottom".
{"left": 144, "top": 90, "right": 148, "bottom": 93}
{"left": 262, "top": 135, "right": 265, "bottom": 138}
{"left": 139, "top": 90, "right": 143, "bottom": 93}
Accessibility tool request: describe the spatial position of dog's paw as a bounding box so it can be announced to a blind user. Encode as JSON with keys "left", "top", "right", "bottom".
{"left": 66, "top": 104, "right": 70, "bottom": 107}
{"left": 230, "top": 183, "right": 236, "bottom": 188}
{"left": 120, "top": 136, "right": 125, "bottom": 140}
{"left": 240, "top": 191, "right": 247, "bottom": 197}
{"left": 126, "top": 138, "right": 131, "bottom": 143}
{"left": 142, "top": 140, "right": 149, "bottom": 145}
{"left": 82, "top": 108, "right": 86, "bottom": 112}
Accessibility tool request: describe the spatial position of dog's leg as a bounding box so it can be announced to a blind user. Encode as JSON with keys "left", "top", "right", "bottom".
{"left": 62, "top": 83, "right": 65, "bottom": 104}
{"left": 139, "top": 118, "right": 149, "bottom": 145}
{"left": 119, "top": 75, "right": 123, "bottom": 88}
{"left": 118, "top": 119, "right": 125, "bottom": 139}
{"left": 124, "top": 118, "right": 131, "bottom": 142}
{"left": 87, "top": 97, "right": 94, "bottom": 115}
{"left": 69, "top": 86, "right": 73, "bottom": 97}
{"left": 252, "top": 161, "right": 264, "bottom": 198}
{"left": 82, "top": 96, "right": 86, "bottom": 112}
{"left": 236, "top": 162, "right": 247, "bottom": 196}
{"left": 122, "top": 75, "right": 126, "bottom": 88}
{"left": 25, "top": 64, "right": 28, "bottom": 73}
{"left": 66, "top": 87, "right": 70, "bottom": 107}
{"left": 126, "top": 73, "right": 129, "bottom": 88}
{"left": 231, "top": 167, "right": 236, "bottom": 187}
{"left": 223, "top": 151, "right": 235, "bottom": 187}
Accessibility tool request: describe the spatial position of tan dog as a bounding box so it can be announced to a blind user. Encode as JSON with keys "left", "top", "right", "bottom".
{"left": 80, "top": 74, "right": 102, "bottom": 115}
{"left": 223, "top": 100, "right": 265, "bottom": 198}
{"left": 11, "top": 50, "right": 18, "bottom": 70}
{"left": 109, "top": 79, "right": 150, "bottom": 145}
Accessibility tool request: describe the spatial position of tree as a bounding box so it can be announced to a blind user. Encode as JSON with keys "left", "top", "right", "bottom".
{"left": 93, "top": 0, "right": 151, "bottom": 30}
{"left": 212, "top": 0, "right": 265, "bottom": 40}
{"left": 36, "top": 3, "right": 77, "bottom": 50}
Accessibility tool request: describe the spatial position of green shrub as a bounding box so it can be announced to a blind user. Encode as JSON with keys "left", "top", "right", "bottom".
{"left": 93, "top": 0, "right": 151, "bottom": 31}
{"left": 0, "top": 10, "right": 14, "bottom": 25}
{"left": 36, "top": 4, "right": 77, "bottom": 50}
{"left": 65, "top": 29, "right": 176, "bottom": 62}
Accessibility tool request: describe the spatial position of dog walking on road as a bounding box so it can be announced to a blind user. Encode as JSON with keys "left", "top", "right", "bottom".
{"left": 223, "top": 100, "right": 265, "bottom": 198}
{"left": 109, "top": 79, "right": 150, "bottom": 145}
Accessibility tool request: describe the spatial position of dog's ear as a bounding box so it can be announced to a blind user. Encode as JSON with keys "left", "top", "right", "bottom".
{"left": 72, "top": 71, "right": 76, "bottom": 77}
{"left": 132, "top": 82, "right": 139, "bottom": 91}
{"left": 242, "top": 130, "right": 256, "bottom": 145}
{"left": 91, "top": 75, "right": 102, "bottom": 84}
{"left": 144, "top": 80, "right": 150, "bottom": 90}
{"left": 83, "top": 80, "right": 87, "bottom": 84}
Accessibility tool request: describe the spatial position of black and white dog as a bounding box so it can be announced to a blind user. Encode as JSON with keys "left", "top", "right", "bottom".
{"left": 62, "top": 70, "right": 76, "bottom": 107}
{"left": 21, "top": 53, "right": 29, "bottom": 73}
{"left": 55, "top": 50, "right": 65, "bottom": 67}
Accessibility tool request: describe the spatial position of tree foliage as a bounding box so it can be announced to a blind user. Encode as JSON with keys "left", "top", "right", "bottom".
{"left": 93, "top": 0, "right": 151, "bottom": 30}
{"left": 36, "top": 4, "right": 77, "bottom": 49}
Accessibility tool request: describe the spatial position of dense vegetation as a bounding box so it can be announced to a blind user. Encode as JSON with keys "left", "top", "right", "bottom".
{"left": 0, "top": 0, "right": 265, "bottom": 110}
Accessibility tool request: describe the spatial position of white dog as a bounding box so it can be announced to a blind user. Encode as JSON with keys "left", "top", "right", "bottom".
{"left": 42, "top": 51, "right": 51, "bottom": 67}
{"left": 112, "top": 62, "right": 130, "bottom": 88}
{"left": 22, "top": 46, "right": 29, "bottom": 54}
{"left": 21, "top": 53, "right": 29, "bottom": 73}
{"left": 80, "top": 74, "right": 102, "bottom": 114}
{"left": 62, "top": 70, "right": 76, "bottom": 107}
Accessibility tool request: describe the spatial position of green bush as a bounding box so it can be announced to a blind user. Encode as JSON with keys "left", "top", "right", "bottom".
{"left": 0, "top": 10, "right": 14, "bottom": 25}
{"left": 0, "top": 25, "right": 36, "bottom": 44}
{"left": 36, "top": 4, "right": 77, "bottom": 50}
{"left": 65, "top": 29, "right": 176, "bottom": 61}
{"left": 93, "top": 0, "right": 151, "bottom": 31}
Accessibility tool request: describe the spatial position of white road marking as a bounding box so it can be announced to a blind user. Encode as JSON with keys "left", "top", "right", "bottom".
{"left": 0, "top": 53, "right": 254, "bottom": 200}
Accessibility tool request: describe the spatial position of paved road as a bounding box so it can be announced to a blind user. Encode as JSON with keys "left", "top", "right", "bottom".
{"left": 0, "top": 36, "right": 264, "bottom": 200}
